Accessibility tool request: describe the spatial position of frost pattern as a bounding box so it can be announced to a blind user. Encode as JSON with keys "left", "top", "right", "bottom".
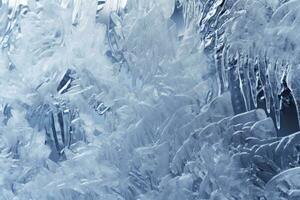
{"left": 1, "top": 0, "right": 300, "bottom": 199}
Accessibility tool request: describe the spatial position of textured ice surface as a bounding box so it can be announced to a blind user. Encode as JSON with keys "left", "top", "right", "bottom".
{"left": 1, "top": 0, "right": 300, "bottom": 199}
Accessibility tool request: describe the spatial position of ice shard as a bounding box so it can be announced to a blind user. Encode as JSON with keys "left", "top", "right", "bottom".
{"left": 1, "top": 0, "right": 300, "bottom": 199}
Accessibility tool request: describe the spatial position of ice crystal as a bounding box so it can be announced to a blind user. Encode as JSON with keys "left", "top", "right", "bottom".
{"left": 1, "top": 0, "right": 300, "bottom": 199}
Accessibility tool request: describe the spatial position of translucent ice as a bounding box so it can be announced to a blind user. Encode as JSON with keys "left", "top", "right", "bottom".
{"left": 1, "top": 0, "right": 300, "bottom": 199}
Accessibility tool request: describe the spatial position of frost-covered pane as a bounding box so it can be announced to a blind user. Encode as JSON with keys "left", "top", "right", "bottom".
{"left": 1, "top": 0, "right": 300, "bottom": 199}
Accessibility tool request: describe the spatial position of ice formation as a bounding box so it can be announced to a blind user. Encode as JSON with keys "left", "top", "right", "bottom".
{"left": 1, "top": 0, "right": 300, "bottom": 199}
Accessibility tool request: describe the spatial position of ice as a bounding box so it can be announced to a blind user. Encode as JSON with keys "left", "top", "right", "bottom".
{"left": 238, "top": 54, "right": 253, "bottom": 111}
{"left": 2, "top": 0, "right": 300, "bottom": 199}
{"left": 265, "top": 167, "right": 300, "bottom": 199}
{"left": 227, "top": 52, "right": 247, "bottom": 114}
{"left": 250, "top": 118, "right": 277, "bottom": 139}
{"left": 288, "top": 64, "right": 300, "bottom": 130}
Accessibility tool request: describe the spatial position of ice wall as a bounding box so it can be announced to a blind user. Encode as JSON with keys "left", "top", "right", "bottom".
{"left": 1, "top": 0, "right": 300, "bottom": 199}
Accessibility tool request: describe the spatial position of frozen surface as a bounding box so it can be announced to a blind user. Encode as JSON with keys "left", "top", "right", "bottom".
{"left": 1, "top": 0, "right": 300, "bottom": 199}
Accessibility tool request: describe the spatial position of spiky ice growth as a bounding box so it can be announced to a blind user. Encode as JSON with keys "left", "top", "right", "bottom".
{"left": 1, "top": 0, "right": 300, "bottom": 199}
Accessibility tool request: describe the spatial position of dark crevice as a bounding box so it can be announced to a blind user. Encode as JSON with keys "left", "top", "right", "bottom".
{"left": 278, "top": 78, "right": 300, "bottom": 137}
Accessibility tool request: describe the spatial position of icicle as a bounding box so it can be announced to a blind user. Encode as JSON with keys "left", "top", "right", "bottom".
{"left": 222, "top": 44, "right": 230, "bottom": 91}
{"left": 267, "top": 59, "right": 281, "bottom": 130}
{"left": 214, "top": 30, "right": 225, "bottom": 95}
{"left": 251, "top": 56, "right": 260, "bottom": 108}
{"left": 238, "top": 53, "right": 246, "bottom": 109}
{"left": 238, "top": 53, "right": 253, "bottom": 111}
{"left": 263, "top": 54, "right": 272, "bottom": 114}
{"left": 246, "top": 47, "right": 256, "bottom": 110}
{"left": 253, "top": 53, "right": 268, "bottom": 112}
{"left": 227, "top": 51, "right": 246, "bottom": 114}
